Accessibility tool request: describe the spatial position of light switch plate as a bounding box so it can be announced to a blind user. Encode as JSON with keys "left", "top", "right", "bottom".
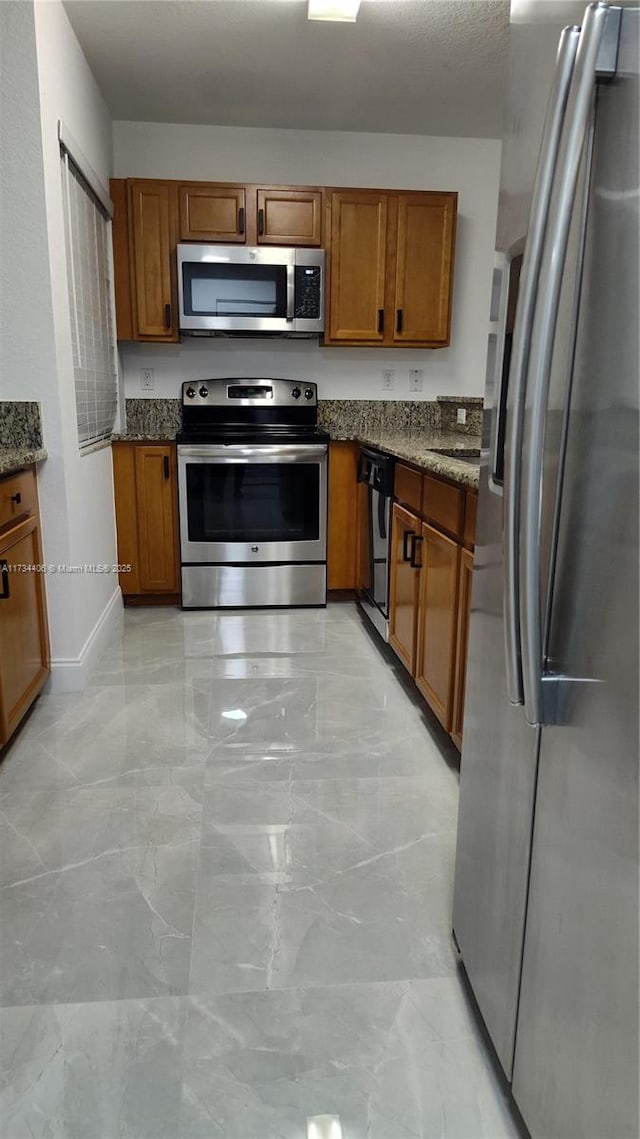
{"left": 382, "top": 370, "right": 395, "bottom": 390}
{"left": 457, "top": 407, "right": 467, "bottom": 425}
{"left": 140, "top": 368, "right": 154, "bottom": 391}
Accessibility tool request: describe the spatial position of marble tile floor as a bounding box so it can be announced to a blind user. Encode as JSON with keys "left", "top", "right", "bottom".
{"left": 0, "top": 604, "right": 524, "bottom": 1138}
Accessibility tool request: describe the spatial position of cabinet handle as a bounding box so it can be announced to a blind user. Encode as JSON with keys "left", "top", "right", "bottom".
{"left": 258, "top": 208, "right": 264, "bottom": 236}
{"left": 0, "top": 561, "right": 9, "bottom": 600}
{"left": 377, "top": 309, "right": 384, "bottom": 334}
{"left": 396, "top": 308, "right": 404, "bottom": 334}
{"left": 239, "top": 207, "right": 246, "bottom": 235}
{"left": 410, "top": 534, "right": 423, "bottom": 569}
{"left": 10, "top": 492, "right": 21, "bottom": 505}
{"left": 164, "top": 303, "right": 171, "bottom": 329}
{"left": 402, "top": 529, "right": 415, "bottom": 562}
{"left": 163, "top": 455, "right": 170, "bottom": 480}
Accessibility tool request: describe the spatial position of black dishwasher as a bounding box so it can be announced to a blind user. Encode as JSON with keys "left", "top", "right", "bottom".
{"left": 357, "top": 446, "right": 395, "bottom": 641}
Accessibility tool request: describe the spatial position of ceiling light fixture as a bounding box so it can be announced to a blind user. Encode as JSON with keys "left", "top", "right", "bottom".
{"left": 307, "top": 0, "right": 361, "bottom": 22}
{"left": 307, "top": 1116, "right": 343, "bottom": 1139}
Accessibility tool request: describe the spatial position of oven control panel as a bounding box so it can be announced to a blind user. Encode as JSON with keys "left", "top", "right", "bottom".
{"left": 181, "top": 378, "right": 317, "bottom": 407}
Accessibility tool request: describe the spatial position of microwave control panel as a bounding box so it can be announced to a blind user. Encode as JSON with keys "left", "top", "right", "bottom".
{"left": 294, "top": 266, "right": 322, "bottom": 320}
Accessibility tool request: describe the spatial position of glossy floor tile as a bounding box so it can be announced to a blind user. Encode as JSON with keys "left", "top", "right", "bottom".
{"left": 0, "top": 605, "right": 524, "bottom": 1138}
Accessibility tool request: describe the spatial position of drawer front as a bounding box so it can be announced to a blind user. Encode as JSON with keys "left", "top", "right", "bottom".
{"left": 395, "top": 463, "right": 422, "bottom": 513}
{"left": 422, "top": 474, "right": 464, "bottom": 537}
{"left": 0, "top": 468, "right": 37, "bottom": 534}
{"left": 463, "top": 490, "right": 478, "bottom": 549}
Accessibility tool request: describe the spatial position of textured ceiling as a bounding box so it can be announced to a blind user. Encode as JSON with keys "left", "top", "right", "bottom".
{"left": 63, "top": 0, "right": 509, "bottom": 138}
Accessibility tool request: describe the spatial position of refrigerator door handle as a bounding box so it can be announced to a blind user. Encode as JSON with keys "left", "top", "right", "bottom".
{"left": 503, "top": 23, "right": 582, "bottom": 707}
{"left": 521, "top": 1, "right": 617, "bottom": 727}
{"left": 487, "top": 254, "right": 510, "bottom": 498}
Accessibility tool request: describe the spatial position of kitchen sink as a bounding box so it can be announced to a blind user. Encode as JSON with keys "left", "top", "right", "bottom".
{"left": 436, "top": 449, "right": 481, "bottom": 464}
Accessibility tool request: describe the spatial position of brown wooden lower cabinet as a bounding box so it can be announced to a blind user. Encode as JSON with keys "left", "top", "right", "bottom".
{"left": 389, "top": 475, "right": 476, "bottom": 750}
{"left": 0, "top": 471, "right": 50, "bottom": 747}
{"left": 389, "top": 503, "right": 422, "bottom": 674}
{"left": 112, "top": 442, "right": 179, "bottom": 601}
{"left": 415, "top": 523, "right": 460, "bottom": 731}
{"left": 327, "top": 441, "right": 359, "bottom": 591}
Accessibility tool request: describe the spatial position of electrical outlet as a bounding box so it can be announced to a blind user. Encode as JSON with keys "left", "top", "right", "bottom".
{"left": 382, "top": 370, "right": 395, "bottom": 391}
{"left": 408, "top": 369, "right": 423, "bottom": 392}
{"left": 140, "top": 368, "right": 154, "bottom": 391}
{"left": 457, "top": 407, "right": 467, "bottom": 425}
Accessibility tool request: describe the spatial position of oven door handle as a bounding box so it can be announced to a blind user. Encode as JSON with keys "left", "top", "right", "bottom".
{"left": 177, "top": 443, "right": 327, "bottom": 463}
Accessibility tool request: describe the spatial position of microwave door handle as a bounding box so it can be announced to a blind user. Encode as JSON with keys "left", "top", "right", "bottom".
{"left": 521, "top": 2, "right": 615, "bottom": 727}
{"left": 285, "top": 264, "right": 295, "bottom": 322}
{"left": 503, "top": 22, "right": 581, "bottom": 708}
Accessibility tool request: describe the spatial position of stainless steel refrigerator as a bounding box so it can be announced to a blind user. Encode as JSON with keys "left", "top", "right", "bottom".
{"left": 452, "top": 4, "right": 639, "bottom": 1137}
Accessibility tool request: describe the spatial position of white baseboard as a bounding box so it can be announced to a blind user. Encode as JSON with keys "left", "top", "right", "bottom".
{"left": 47, "top": 587, "right": 124, "bottom": 693}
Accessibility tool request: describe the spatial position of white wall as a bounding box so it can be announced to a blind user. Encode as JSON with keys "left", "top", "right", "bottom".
{"left": 34, "top": 0, "right": 120, "bottom": 683}
{"left": 114, "top": 122, "right": 501, "bottom": 402}
{"left": 0, "top": 0, "right": 120, "bottom": 688}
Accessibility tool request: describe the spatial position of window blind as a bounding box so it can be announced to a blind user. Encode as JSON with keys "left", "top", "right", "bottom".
{"left": 60, "top": 145, "right": 118, "bottom": 452}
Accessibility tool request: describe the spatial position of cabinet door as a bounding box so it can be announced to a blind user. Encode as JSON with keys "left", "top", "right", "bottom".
{"left": 326, "top": 191, "right": 388, "bottom": 343}
{"left": 0, "top": 517, "right": 50, "bottom": 746}
{"left": 415, "top": 522, "right": 460, "bottom": 730}
{"left": 257, "top": 188, "right": 322, "bottom": 246}
{"left": 112, "top": 444, "right": 140, "bottom": 595}
{"left": 179, "top": 184, "right": 246, "bottom": 242}
{"left": 129, "top": 181, "right": 177, "bottom": 340}
{"left": 389, "top": 503, "right": 421, "bottom": 675}
{"left": 110, "top": 179, "right": 134, "bottom": 341}
{"left": 393, "top": 192, "right": 457, "bottom": 346}
{"left": 133, "top": 446, "right": 179, "bottom": 593}
{"left": 451, "top": 547, "right": 473, "bottom": 750}
{"left": 327, "top": 442, "right": 359, "bottom": 590}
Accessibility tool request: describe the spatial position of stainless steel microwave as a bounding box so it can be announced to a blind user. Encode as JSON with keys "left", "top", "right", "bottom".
{"left": 177, "top": 244, "right": 325, "bottom": 337}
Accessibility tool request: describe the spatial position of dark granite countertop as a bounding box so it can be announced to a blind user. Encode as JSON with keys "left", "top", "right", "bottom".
{"left": 357, "top": 431, "right": 480, "bottom": 489}
{"left": 114, "top": 396, "right": 482, "bottom": 489}
{"left": 112, "top": 428, "right": 480, "bottom": 489}
{"left": 112, "top": 433, "right": 174, "bottom": 442}
{"left": 0, "top": 447, "right": 48, "bottom": 477}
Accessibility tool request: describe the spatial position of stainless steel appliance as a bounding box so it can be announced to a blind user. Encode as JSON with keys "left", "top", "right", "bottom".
{"left": 177, "top": 245, "right": 325, "bottom": 336}
{"left": 453, "top": 4, "right": 638, "bottom": 1138}
{"left": 177, "top": 378, "right": 328, "bottom": 607}
{"left": 357, "top": 446, "right": 395, "bottom": 641}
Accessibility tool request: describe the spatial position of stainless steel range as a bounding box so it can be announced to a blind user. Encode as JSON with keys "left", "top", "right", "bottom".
{"left": 176, "top": 378, "right": 328, "bottom": 608}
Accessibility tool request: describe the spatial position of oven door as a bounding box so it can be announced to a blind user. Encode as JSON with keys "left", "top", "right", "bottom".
{"left": 178, "top": 444, "right": 328, "bottom": 564}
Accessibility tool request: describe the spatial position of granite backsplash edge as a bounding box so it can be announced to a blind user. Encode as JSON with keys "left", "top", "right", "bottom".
{"left": 0, "top": 402, "right": 43, "bottom": 449}
{"left": 119, "top": 396, "right": 483, "bottom": 440}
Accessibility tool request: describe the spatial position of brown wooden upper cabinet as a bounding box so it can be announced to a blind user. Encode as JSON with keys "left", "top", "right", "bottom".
{"left": 324, "top": 188, "right": 457, "bottom": 348}
{"left": 326, "top": 191, "right": 388, "bottom": 343}
{"left": 178, "top": 183, "right": 323, "bottom": 246}
{"left": 256, "top": 188, "right": 323, "bottom": 246}
{"left": 394, "top": 193, "right": 457, "bottom": 345}
{"left": 127, "top": 180, "right": 178, "bottom": 341}
{"left": 111, "top": 177, "right": 455, "bottom": 345}
{"left": 178, "top": 184, "right": 247, "bottom": 243}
